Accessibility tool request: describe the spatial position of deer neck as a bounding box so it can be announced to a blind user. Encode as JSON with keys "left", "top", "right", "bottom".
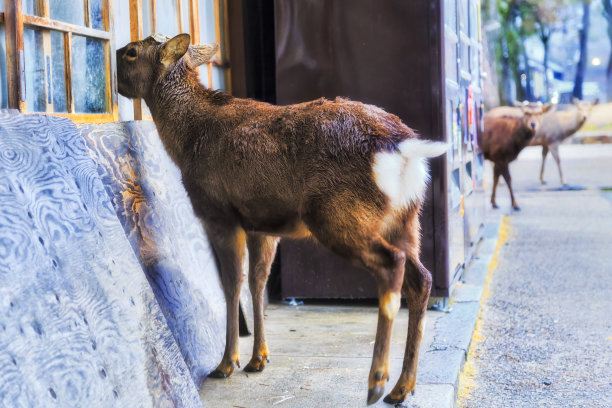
{"left": 571, "top": 110, "right": 587, "bottom": 134}
{"left": 145, "top": 63, "right": 215, "bottom": 167}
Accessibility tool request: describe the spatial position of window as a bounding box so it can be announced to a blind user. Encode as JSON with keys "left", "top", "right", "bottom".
{"left": 1, "top": 1, "right": 229, "bottom": 122}
{"left": 129, "top": 0, "right": 229, "bottom": 119}
{"left": 2, "top": 1, "right": 116, "bottom": 122}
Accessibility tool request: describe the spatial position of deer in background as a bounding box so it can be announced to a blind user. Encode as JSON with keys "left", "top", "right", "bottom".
{"left": 116, "top": 33, "right": 448, "bottom": 405}
{"left": 531, "top": 98, "right": 598, "bottom": 185}
{"left": 480, "top": 102, "right": 552, "bottom": 210}
{"left": 488, "top": 99, "right": 598, "bottom": 185}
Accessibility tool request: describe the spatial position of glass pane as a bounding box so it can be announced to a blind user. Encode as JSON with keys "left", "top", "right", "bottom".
{"left": 90, "top": 0, "right": 104, "bottom": 30}
{"left": 72, "top": 36, "right": 107, "bottom": 113}
{"left": 199, "top": 66, "right": 210, "bottom": 88}
{"left": 445, "top": 37, "right": 457, "bottom": 81}
{"left": 50, "top": 31, "right": 67, "bottom": 112}
{"left": 212, "top": 66, "right": 226, "bottom": 91}
{"left": 180, "top": 0, "right": 190, "bottom": 34}
{"left": 142, "top": 0, "right": 152, "bottom": 36}
{"left": 50, "top": 0, "right": 85, "bottom": 26}
{"left": 23, "top": 28, "right": 46, "bottom": 112}
{"left": 0, "top": 25, "right": 7, "bottom": 109}
{"left": 22, "top": 0, "right": 40, "bottom": 16}
{"left": 198, "top": 0, "right": 216, "bottom": 43}
{"left": 156, "top": 0, "right": 180, "bottom": 37}
{"left": 445, "top": 0, "right": 457, "bottom": 30}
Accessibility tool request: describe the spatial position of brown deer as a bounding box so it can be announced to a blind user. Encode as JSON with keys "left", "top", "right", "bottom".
{"left": 487, "top": 99, "right": 598, "bottom": 185}
{"left": 116, "top": 33, "right": 447, "bottom": 405}
{"left": 480, "top": 102, "right": 551, "bottom": 210}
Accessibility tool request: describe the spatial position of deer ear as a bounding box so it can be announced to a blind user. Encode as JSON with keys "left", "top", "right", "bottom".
{"left": 188, "top": 43, "right": 219, "bottom": 67}
{"left": 160, "top": 33, "right": 191, "bottom": 65}
{"left": 542, "top": 103, "right": 553, "bottom": 113}
{"left": 592, "top": 98, "right": 599, "bottom": 106}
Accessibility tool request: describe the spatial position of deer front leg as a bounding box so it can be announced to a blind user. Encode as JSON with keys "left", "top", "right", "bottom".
{"left": 384, "top": 258, "right": 431, "bottom": 404}
{"left": 207, "top": 225, "right": 246, "bottom": 379}
{"left": 549, "top": 143, "right": 565, "bottom": 185}
{"left": 500, "top": 164, "right": 519, "bottom": 210}
{"left": 244, "top": 233, "right": 279, "bottom": 373}
{"left": 540, "top": 145, "right": 549, "bottom": 185}
{"left": 491, "top": 163, "right": 501, "bottom": 209}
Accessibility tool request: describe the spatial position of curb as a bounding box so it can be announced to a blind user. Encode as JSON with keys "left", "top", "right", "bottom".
{"left": 419, "top": 218, "right": 504, "bottom": 408}
{"left": 569, "top": 132, "right": 612, "bottom": 144}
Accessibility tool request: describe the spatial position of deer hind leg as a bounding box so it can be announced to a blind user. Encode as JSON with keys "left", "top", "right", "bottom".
{"left": 383, "top": 207, "right": 432, "bottom": 404}
{"left": 244, "top": 232, "right": 279, "bottom": 373}
{"left": 207, "top": 224, "right": 246, "bottom": 379}
{"left": 304, "top": 198, "right": 406, "bottom": 405}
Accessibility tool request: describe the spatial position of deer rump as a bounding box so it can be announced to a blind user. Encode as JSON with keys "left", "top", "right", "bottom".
{"left": 183, "top": 97, "right": 446, "bottom": 237}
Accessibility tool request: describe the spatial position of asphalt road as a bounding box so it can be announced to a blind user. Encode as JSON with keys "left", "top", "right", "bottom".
{"left": 457, "top": 144, "right": 612, "bottom": 408}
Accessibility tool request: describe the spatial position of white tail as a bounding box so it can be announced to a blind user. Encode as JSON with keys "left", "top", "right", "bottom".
{"left": 398, "top": 139, "right": 449, "bottom": 158}
{"left": 373, "top": 139, "right": 448, "bottom": 210}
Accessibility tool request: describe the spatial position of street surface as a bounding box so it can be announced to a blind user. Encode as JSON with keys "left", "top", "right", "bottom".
{"left": 457, "top": 144, "right": 612, "bottom": 408}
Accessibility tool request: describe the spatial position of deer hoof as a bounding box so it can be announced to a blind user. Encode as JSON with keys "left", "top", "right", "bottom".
{"left": 208, "top": 369, "right": 230, "bottom": 378}
{"left": 209, "top": 360, "right": 238, "bottom": 378}
{"left": 367, "top": 385, "right": 385, "bottom": 405}
{"left": 383, "top": 386, "right": 408, "bottom": 404}
{"left": 492, "top": 203, "right": 499, "bottom": 209}
{"left": 367, "top": 371, "right": 387, "bottom": 405}
{"left": 512, "top": 205, "right": 521, "bottom": 211}
{"left": 244, "top": 355, "right": 268, "bottom": 372}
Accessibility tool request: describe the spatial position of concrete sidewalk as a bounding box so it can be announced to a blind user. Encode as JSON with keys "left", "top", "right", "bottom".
{"left": 456, "top": 144, "right": 612, "bottom": 408}
{"left": 198, "top": 227, "right": 502, "bottom": 407}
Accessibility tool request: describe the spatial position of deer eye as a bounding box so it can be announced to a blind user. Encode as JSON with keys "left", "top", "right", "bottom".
{"left": 126, "top": 48, "right": 137, "bottom": 58}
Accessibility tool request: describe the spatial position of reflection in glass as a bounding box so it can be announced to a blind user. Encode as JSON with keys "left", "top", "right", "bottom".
{"left": 50, "top": 31, "right": 67, "bottom": 112}
{"left": 180, "top": 0, "right": 191, "bottom": 35}
{"left": 142, "top": 0, "right": 152, "bottom": 36}
{"left": 198, "top": 0, "right": 216, "bottom": 43}
{"left": 72, "top": 36, "right": 107, "bottom": 113}
{"left": 90, "top": 0, "right": 104, "bottom": 30}
{"left": 0, "top": 25, "right": 8, "bottom": 109}
{"left": 50, "top": 0, "right": 84, "bottom": 26}
{"left": 21, "top": 0, "right": 39, "bottom": 16}
{"left": 212, "top": 66, "right": 226, "bottom": 91}
{"left": 24, "top": 28, "right": 46, "bottom": 112}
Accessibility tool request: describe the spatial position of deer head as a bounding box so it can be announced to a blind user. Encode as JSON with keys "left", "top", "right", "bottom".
{"left": 116, "top": 33, "right": 218, "bottom": 99}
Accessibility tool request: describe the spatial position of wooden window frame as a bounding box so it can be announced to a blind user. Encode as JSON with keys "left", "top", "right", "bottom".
{"left": 129, "top": 0, "right": 230, "bottom": 120}
{"left": 2, "top": 0, "right": 229, "bottom": 123}
{"left": 2, "top": 0, "right": 118, "bottom": 123}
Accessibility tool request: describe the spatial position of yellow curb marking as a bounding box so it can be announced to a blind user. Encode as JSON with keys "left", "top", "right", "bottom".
{"left": 457, "top": 216, "right": 512, "bottom": 406}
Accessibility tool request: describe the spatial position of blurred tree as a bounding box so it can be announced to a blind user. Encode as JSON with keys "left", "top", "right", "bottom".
{"left": 572, "top": 0, "right": 592, "bottom": 99}
{"left": 527, "top": 0, "right": 571, "bottom": 100}
{"left": 496, "top": 0, "right": 523, "bottom": 103}
{"left": 603, "top": 0, "right": 612, "bottom": 101}
{"left": 515, "top": 1, "right": 537, "bottom": 100}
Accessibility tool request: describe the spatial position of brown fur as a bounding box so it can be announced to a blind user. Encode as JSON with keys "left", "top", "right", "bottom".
{"left": 479, "top": 103, "right": 550, "bottom": 210}
{"left": 116, "top": 34, "right": 444, "bottom": 405}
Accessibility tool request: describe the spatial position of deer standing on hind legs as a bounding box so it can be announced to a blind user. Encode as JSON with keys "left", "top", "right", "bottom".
{"left": 116, "top": 33, "right": 448, "bottom": 405}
